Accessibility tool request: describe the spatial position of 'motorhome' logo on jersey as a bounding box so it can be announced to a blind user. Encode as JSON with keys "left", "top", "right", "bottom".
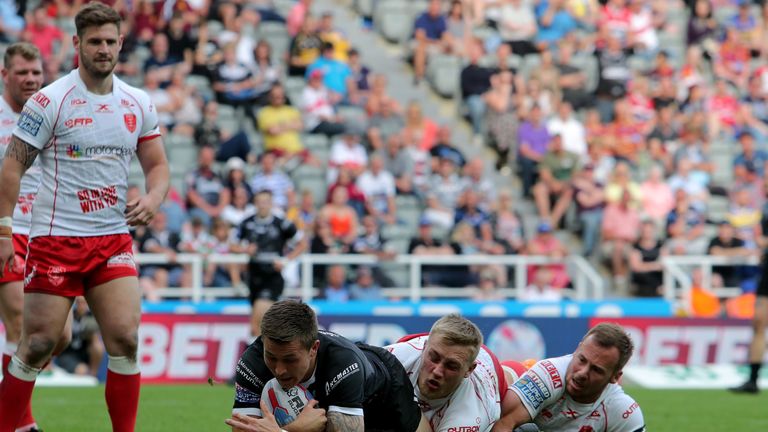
{"left": 325, "top": 362, "right": 360, "bottom": 394}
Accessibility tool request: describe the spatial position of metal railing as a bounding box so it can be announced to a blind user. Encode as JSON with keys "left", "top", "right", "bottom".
{"left": 135, "top": 253, "right": 606, "bottom": 303}
{"left": 662, "top": 255, "right": 760, "bottom": 313}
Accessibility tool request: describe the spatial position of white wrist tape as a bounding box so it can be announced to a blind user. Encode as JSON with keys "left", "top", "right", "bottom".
{"left": 0, "top": 216, "right": 11, "bottom": 227}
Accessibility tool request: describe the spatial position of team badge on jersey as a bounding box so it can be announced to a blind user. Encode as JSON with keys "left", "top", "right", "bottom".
{"left": 124, "top": 113, "right": 137, "bottom": 133}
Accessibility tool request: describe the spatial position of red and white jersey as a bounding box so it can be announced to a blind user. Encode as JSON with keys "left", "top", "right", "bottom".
{"left": 0, "top": 97, "right": 41, "bottom": 235}
{"left": 511, "top": 355, "right": 645, "bottom": 432}
{"left": 13, "top": 70, "right": 160, "bottom": 238}
{"left": 386, "top": 334, "right": 505, "bottom": 432}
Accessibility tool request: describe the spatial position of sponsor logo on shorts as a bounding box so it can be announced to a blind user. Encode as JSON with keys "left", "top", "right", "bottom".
{"left": 32, "top": 92, "right": 50, "bottom": 108}
{"left": 623, "top": 402, "right": 639, "bottom": 419}
{"left": 124, "top": 113, "right": 137, "bottom": 133}
{"left": 18, "top": 109, "right": 43, "bottom": 136}
{"left": 541, "top": 360, "right": 563, "bottom": 389}
{"left": 70, "top": 98, "right": 87, "bottom": 106}
{"left": 513, "top": 372, "right": 551, "bottom": 410}
{"left": 325, "top": 362, "right": 360, "bottom": 394}
{"left": 107, "top": 252, "right": 135, "bottom": 269}
{"left": 579, "top": 427, "right": 594, "bottom": 432}
{"left": 234, "top": 383, "right": 259, "bottom": 404}
{"left": 23, "top": 265, "right": 36, "bottom": 287}
{"left": 447, "top": 427, "right": 480, "bottom": 432}
{"left": 47, "top": 266, "right": 66, "bottom": 287}
{"left": 64, "top": 117, "right": 93, "bottom": 128}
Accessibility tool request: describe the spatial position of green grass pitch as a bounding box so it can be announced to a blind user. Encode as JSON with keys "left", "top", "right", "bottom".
{"left": 28, "top": 385, "right": 768, "bottom": 431}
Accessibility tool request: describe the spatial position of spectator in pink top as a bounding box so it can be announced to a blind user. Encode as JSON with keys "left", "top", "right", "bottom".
{"left": 287, "top": 0, "right": 312, "bottom": 37}
{"left": 22, "top": 5, "right": 69, "bottom": 78}
{"left": 639, "top": 165, "right": 674, "bottom": 224}
{"left": 601, "top": 189, "right": 641, "bottom": 285}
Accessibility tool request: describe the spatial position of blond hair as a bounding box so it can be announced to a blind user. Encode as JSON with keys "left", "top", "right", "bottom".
{"left": 429, "top": 314, "right": 483, "bottom": 364}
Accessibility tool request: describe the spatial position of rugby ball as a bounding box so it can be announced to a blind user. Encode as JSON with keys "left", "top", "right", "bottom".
{"left": 261, "top": 378, "right": 314, "bottom": 426}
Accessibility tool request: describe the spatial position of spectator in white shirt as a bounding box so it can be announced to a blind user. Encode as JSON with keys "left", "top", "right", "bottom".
{"left": 301, "top": 69, "right": 346, "bottom": 136}
{"left": 357, "top": 155, "right": 398, "bottom": 224}
{"left": 547, "top": 100, "right": 587, "bottom": 160}
{"left": 328, "top": 132, "right": 368, "bottom": 183}
{"left": 249, "top": 152, "right": 295, "bottom": 210}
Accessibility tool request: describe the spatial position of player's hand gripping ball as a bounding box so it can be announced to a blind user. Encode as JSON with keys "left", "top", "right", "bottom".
{"left": 260, "top": 378, "right": 314, "bottom": 426}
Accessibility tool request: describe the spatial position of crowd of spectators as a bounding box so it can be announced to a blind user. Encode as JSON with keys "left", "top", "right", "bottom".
{"left": 7, "top": 0, "right": 767, "bottom": 303}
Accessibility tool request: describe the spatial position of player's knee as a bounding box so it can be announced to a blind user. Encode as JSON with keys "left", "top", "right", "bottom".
{"left": 53, "top": 330, "right": 73, "bottom": 356}
{"left": 108, "top": 332, "right": 139, "bottom": 359}
{"left": 23, "top": 334, "right": 57, "bottom": 364}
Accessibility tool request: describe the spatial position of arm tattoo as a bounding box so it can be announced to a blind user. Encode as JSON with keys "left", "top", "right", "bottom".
{"left": 6, "top": 136, "right": 39, "bottom": 170}
{"left": 326, "top": 412, "right": 365, "bottom": 432}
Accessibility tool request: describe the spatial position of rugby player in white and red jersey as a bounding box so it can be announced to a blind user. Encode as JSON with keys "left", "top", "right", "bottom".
{"left": 386, "top": 314, "right": 508, "bottom": 432}
{"left": 0, "top": 3, "right": 169, "bottom": 432}
{"left": 492, "top": 323, "right": 646, "bottom": 432}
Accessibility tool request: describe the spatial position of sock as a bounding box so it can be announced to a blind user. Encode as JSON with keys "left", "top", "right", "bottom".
{"left": 0, "top": 356, "right": 40, "bottom": 432}
{"left": 749, "top": 363, "right": 761, "bottom": 383}
{"left": 105, "top": 356, "right": 141, "bottom": 432}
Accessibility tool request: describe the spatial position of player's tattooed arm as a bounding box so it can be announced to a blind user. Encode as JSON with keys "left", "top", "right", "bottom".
{"left": 5, "top": 136, "right": 39, "bottom": 171}
{"left": 325, "top": 412, "right": 364, "bottom": 432}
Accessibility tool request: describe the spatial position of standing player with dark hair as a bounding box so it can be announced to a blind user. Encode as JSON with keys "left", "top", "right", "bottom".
{"left": 493, "top": 323, "right": 645, "bottom": 432}
{"left": 0, "top": 2, "right": 169, "bottom": 431}
{"left": 0, "top": 41, "right": 73, "bottom": 432}
{"left": 236, "top": 189, "right": 306, "bottom": 337}
{"left": 226, "top": 300, "right": 432, "bottom": 432}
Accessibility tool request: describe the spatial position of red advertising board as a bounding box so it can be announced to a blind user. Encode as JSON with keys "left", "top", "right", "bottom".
{"left": 138, "top": 314, "right": 251, "bottom": 384}
{"left": 590, "top": 318, "right": 759, "bottom": 366}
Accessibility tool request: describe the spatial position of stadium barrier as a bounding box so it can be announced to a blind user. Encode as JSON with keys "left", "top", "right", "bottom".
{"left": 662, "top": 255, "right": 760, "bottom": 314}
{"left": 134, "top": 253, "right": 606, "bottom": 302}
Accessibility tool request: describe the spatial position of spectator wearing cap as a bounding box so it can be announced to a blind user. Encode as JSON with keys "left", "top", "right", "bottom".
{"left": 734, "top": 131, "right": 768, "bottom": 177}
{"left": 288, "top": 16, "right": 324, "bottom": 76}
{"left": 527, "top": 222, "right": 571, "bottom": 289}
{"left": 250, "top": 152, "right": 295, "bottom": 211}
{"left": 533, "top": 134, "right": 581, "bottom": 226}
{"left": 223, "top": 157, "right": 253, "bottom": 199}
{"left": 518, "top": 104, "right": 551, "bottom": 197}
{"left": 307, "top": 42, "right": 354, "bottom": 97}
{"left": 412, "top": 0, "right": 450, "bottom": 84}
{"left": 349, "top": 266, "right": 385, "bottom": 300}
{"left": 301, "top": 68, "right": 346, "bottom": 136}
